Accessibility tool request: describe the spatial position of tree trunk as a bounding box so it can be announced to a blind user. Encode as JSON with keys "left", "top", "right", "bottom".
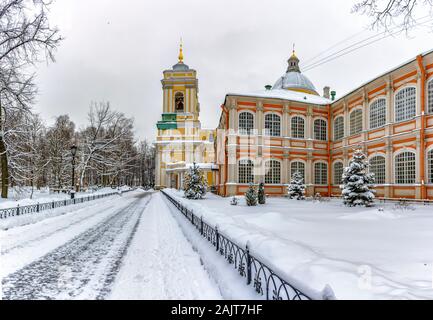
{"left": 0, "top": 137, "right": 9, "bottom": 199}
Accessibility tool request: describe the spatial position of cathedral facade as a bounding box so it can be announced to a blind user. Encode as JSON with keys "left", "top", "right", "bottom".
{"left": 156, "top": 44, "right": 433, "bottom": 200}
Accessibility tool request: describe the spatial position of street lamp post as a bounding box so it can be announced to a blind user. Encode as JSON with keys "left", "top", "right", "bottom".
{"left": 70, "top": 145, "right": 77, "bottom": 199}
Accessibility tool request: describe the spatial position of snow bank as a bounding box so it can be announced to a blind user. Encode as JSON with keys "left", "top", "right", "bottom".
{"left": 163, "top": 189, "right": 433, "bottom": 300}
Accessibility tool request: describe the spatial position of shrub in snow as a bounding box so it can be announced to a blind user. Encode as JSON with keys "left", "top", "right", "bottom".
{"left": 393, "top": 199, "right": 415, "bottom": 211}
{"left": 183, "top": 162, "right": 208, "bottom": 200}
{"left": 245, "top": 183, "right": 258, "bottom": 206}
{"left": 230, "top": 196, "right": 239, "bottom": 206}
{"left": 341, "top": 149, "right": 375, "bottom": 207}
{"left": 258, "top": 182, "right": 266, "bottom": 204}
{"left": 313, "top": 192, "right": 322, "bottom": 201}
{"left": 287, "top": 171, "right": 305, "bottom": 200}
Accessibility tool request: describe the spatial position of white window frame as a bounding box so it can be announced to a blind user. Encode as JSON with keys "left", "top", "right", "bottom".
{"left": 290, "top": 160, "right": 306, "bottom": 182}
{"left": 428, "top": 78, "right": 433, "bottom": 114}
{"left": 333, "top": 116, "right": 344, "bottom": 141}
{"left": 264, "top": 113, "right": 281, "bottom": 137}
{"left": 394, "top": 150, "right": 416, "bottom": 184}
{"left": 238, "top": 159, "right": 254, "bottom": 184}
{"left": 333, "top": 161, "right": 344, "bottom": 185}
{"left": 349, "top": 108, "right": 363, "bottom": 135}
{"left": 369, "top": 97, "right": 386, "bottom": 129}
{"left": 314, "top": 118, "right": 327, "bottom": 141}
{"left": 238, "top": 111, "right": 254, "bottom": 135}
{"left": 265, "top": 159, "right": 281, "bottom": 184}
{"left": 314, "top": 161, "right": 328, "bottom": 185}
{"left": 369, "top": 154, "right": 386, "bottom": 184}
{"left": 394, "top": 86, "right": 416, "bottom": 122}
{"left": 427, "top": 148, "right": 433, "bottom": 184}
{"left": 291, "top": 116, "right": 305, "bottom": 139}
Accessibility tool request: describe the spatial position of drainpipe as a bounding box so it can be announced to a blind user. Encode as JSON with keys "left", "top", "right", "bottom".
{"left": 417, "top": 54, "right": 427, "bottom": 199}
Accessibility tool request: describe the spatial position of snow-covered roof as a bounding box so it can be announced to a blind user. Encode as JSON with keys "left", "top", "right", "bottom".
{"left": 273, "top": 71, "right": 318, "bottom": 94}
{"left": 333, "top": 48, "right": 433, "bottom": 104}
{"left": 226, "top": 88, "right": 331, "bottom": 105}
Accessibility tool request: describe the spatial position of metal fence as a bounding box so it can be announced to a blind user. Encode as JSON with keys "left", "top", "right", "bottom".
{"left": 0, "top": 188, "right": 135, "bottom": 219}
{"left": 161, "top": 190, "right": 334, "bottom": 300}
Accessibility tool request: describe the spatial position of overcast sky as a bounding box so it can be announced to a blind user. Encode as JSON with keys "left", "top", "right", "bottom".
{"left": 33, "top": 0, "right": 433, "bottom": 141}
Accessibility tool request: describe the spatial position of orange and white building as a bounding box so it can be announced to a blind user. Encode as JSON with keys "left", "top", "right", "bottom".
{"left": 215, "top": 49, "right": 433, "bottom": 199}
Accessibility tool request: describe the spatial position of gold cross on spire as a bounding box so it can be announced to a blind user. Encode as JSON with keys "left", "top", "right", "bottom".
{"left": 178, "top": 37, "right": 184, "bottom": 63}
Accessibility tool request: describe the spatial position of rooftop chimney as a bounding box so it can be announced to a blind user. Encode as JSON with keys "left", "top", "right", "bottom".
{"left": 323, "top": 86, "right": 330, "bottom": 99}
{"left": 331, "top": 91, "right": 336, "bottom": 101}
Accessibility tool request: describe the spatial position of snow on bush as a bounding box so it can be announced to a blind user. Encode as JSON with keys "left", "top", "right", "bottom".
{"left": 183, "top": 162, "right": 207, "bottom": 199}
{"left": 230, "top": 196, "right": 239, "bottom": 206}
{"left": 287, "top": 171, "right": 305, "bottom": 200}
{"left": 245, "top": 183, "right": 258, "bottom": 206}
{"left": 341, "top": 149, "right": 375, "bottom": 207}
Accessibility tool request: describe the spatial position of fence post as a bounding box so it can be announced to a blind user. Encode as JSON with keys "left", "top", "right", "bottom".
{"left": 215, "top": 225, "right": 220, "bottom": 252}
{"left": 64, "top": 199, "right": 67, "bottom": 206}
{"left": 246, "top": 242, "right": 252, "bottom": 285}
{"left": 200, "top": 216, "right": 204, "bottom": 236}
{"left": 17, "top": 204, "right": 20, "bottom": 216}
{"left": 191, "top": 210, "right": 194, "bottom": 225}
{"left": 37, "top": 202, "right": 40, "bottom": 213}
{"left": 52, "top": 201, "right": 55, "bottom": 209}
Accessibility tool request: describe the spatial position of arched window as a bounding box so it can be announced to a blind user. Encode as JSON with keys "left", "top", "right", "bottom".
{"left": 314, "top": 162, "right": 328, "bottom": 185}
{"left": 333, "top": 162, "right": 344, "bottom": 185}
{"left": 175, "top": 92, "right": 184, "bottom": 112}
{"left": 395, "top": 151, "right": 416, "bottom": 184}
{"left": 427, "top": 150, "right": 433, "bottom": 183}
{"left": 238, "top": 159, "right": 254, "bottom": 184}
{"left": 428, "top": 79, "right": 433, "bottom": 114}
{"left": 314, "top": 119, "right": 327, "bottom": 141}
{"left": 239, "top": 112, "right": 254, "bottom": 135}
{"left": 291, "top": 116, "right": 305, "bottom": 139}
{"left": 290, "top": 161, "right": 305, "bottom": 181}
{"left": 265, "top": 160, "right": 281, "bottom": 184}
{"left": 334, "top": 116, "right": 344, "bottom": 140}
{"left": 369, "top": 98, "right": 386, "bottom": 129}
{"left": 264, "top": 113, "right": 281, "bottom": 137}
{"left": 395, "top": 87, "right": 416, "bottom": 122}
{"left": 369, "top": 155, "right": 386, "bottom": 184}
{"left": 349, "top": 109, "right": 362, "bottom": 135}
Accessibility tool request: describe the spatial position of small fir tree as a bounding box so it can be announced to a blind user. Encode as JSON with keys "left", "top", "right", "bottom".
{"left": 288, "top": 171, "right": 306, "bottom": 200}
{"left": 341, "top": 149, "right": 375, "bottom": 207}
{"left": 258, "top": 182, "right": 266, "bottom": 204}
{"left": 245, "top": 183, "right": 258, "bottom": 206}
{"left": 230, "top": 196, "right": 239, "bottom": 205}
{"left": 183, "top": 162, "right": 208, "bottom": 199}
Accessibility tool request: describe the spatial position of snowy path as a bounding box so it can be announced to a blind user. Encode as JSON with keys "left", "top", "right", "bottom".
{"left": 1, "top": 191, "right": 151, "bottom": 300}
{"left": 109, "top": 193, "right": 222, "bottom": 300}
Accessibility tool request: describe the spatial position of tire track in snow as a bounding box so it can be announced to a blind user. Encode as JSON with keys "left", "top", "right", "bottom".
{"left": 1, "top": 193, "right": 151, "bottom": 300}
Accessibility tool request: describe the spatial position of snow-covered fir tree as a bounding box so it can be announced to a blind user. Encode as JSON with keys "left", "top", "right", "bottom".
{"left": 245, "top": 183, "right": 258, "bottom": 206}
{"left": 258, "top": 182, "right": 266, "bottom": 204}
{"left": 341, "top": 149, "right": 375, "bottom": 207}
{"left": 287, "top": 171, "right": 306, "bottom": 200}
{"left": 183, "top": 162, "right": 207, "bottom": 199}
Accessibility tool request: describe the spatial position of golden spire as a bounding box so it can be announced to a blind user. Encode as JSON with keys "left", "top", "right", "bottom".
{"left": 291, "top": 43, "right": 297, "bottom": 58}
{"left": 178, "top": 38, "right": 184, "bottom": 63}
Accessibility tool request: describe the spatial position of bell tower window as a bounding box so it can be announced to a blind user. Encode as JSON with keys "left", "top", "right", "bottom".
{"left": 175, "top": 92, "right": 184, "bottom": 113}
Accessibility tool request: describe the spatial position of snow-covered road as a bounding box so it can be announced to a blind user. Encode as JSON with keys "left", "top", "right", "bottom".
{"left": 1, "top": 190, "right": 224, "bottom": 300}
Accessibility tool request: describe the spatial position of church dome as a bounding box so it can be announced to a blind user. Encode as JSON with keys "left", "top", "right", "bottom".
{"left": 272, "top": 51, "right": 319, "bottom": 95}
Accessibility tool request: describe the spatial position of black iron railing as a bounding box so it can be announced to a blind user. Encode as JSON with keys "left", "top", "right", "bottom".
{"left": 0, "top": 188, "right": 135, "bottom": 219}
{"left": 161, "top": 190, "right": 334, "bottom": 300}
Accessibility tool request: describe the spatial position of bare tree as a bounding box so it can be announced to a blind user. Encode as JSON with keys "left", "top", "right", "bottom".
{"left": 353, "top": 0, "right": 433, "bottom": 31}
{"left": 0, "top": 0, "right": 62, "bottom": 198}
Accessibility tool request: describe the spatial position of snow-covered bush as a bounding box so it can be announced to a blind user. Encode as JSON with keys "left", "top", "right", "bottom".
{"left": 313, "top": 192, "right": 322, "bottom": 201}
{"left": 183, "top": 162, "right": 208, "bottom": 200}
{"left": 258, "top": 182, "right": 266, "bottom": 204}
{"left": 287, "top": 171, "right": 305, "bottom": 200}
{"left": 230, "top": 196, "right": 239, "bottom": 206}
{"left": 341, "top": 149, "right": 375, "bottom": 207}
{"left": 245, "top": 183, "right": 258, "bottom": 206}
{"left": 393, "top": 199, "right": 415, "bottom": 211}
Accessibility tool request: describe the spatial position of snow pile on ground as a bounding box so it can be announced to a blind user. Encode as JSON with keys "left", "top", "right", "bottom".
{"left": 164, "top": 189, "right": 433, "bottom": 300}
